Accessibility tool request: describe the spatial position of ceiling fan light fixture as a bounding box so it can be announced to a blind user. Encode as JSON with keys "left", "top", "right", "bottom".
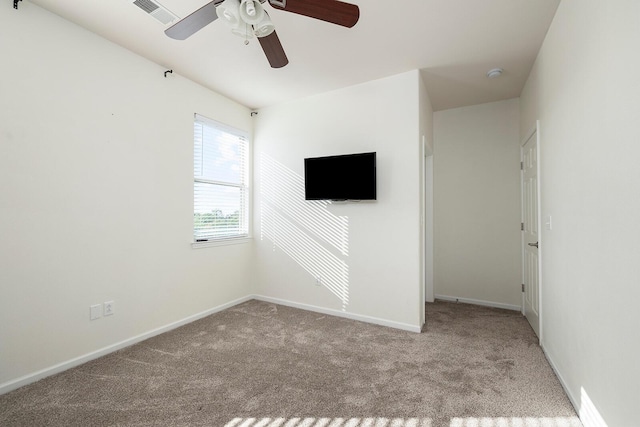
{"left": 253, "top": 12, "right": 275, "bottom": 37}
{"left": 239, "top": 0, "right": 266, "bottom": 24}
{"left": 245, "top": 0, "right": 256, "bottom": 16}
{"left": 230, "top": 21, "right": 254, "bottom": 39}
{"left": 216, "top": 0, "right": 241, "bottom": 26}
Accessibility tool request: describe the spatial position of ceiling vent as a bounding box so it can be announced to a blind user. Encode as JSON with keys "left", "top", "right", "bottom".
{"left": 132, "top": 0, "right": 178, "bottom": 25}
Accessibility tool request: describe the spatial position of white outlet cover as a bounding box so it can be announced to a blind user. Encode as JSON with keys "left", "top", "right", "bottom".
{"left": 104, "top": 300, "right": 115, "bottom": 316}
{"left": 90, "top": 304, "right": 102, "bottom": 321}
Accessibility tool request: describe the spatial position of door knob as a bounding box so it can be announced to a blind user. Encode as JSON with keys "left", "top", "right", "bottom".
{"left": 528, "top": 242, "right": 539, "bottom": 248}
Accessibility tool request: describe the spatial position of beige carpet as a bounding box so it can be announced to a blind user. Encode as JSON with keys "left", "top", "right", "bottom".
{"left": 0, "top": 300, "right": 581, "bottom": 427}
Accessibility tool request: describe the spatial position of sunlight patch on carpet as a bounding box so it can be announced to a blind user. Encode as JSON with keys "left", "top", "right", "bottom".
{"left": 450, "top": 417, "right": 582, "bottom": 427}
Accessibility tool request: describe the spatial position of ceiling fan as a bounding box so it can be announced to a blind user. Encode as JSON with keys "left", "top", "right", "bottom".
{"left": 165, "top": 0, "right": 360, "bottom": 68}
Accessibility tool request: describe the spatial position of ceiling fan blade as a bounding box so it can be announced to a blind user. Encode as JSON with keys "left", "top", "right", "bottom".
{"left": 165, "top": 0, "right": 223, "bottom": 40}
{"left": 258, "top": 31, "right": 289, "bottom": 68}
{"left": 269, "top": 0, "right": 359, "bottom": 28}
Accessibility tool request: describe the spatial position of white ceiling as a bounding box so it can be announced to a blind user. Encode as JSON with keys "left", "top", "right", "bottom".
{"left": 28, "top": 0, "right": 560, "bottom": 111}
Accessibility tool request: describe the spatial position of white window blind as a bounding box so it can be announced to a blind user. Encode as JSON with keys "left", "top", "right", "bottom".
{"left": 194, "top": 114, "right": 249, "bottom": 241}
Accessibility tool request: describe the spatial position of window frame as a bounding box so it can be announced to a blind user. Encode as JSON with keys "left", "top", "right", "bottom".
{"left": 192, "top": 114, "right": 251, "bottom": 248}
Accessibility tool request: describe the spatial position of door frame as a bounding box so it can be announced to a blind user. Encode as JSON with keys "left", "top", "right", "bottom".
{"left": 420, "top": 135, "right": 435, "bottom": 330}
{"left": 521, "top": 120, "right": 542, "bottom": 343}
{"left": 424, "top": 152, "right": 434, "bottom": 303}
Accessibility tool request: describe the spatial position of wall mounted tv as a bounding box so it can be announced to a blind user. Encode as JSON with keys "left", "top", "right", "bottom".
{"left": 304, "top": 152, "right": 377, "bottom": 201}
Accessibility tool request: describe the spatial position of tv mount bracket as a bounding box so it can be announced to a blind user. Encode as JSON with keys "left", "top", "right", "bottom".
{"left": 14, "top": 0, "right": 22, "bottom": 9}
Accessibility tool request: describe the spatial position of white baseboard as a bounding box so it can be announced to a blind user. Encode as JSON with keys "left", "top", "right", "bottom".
{"left": 0, "top": 295, "right": 253, "bottom": 396}
{"left": 579, "top": 387, "right": 608, "bottom": 427}
{"left": 541, "top": 344, "right": 608, "bottom": 427}
{"left": 434, "top": 294, "right": 521, "bottom": 312}
{"left": 252, "top": 294, "right": 422, "bottom": 333}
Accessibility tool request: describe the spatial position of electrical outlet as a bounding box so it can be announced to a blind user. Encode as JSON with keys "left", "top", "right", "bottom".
{"left": 90, "top": 304, "right": 102, "bottom": 321}
{"left": 103, "top": 301, "right": 114, "bottom": 316}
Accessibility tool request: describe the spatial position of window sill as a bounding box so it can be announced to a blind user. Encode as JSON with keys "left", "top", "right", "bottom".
{"left": 191, "top": 237, "right": 252, "bottom": 249}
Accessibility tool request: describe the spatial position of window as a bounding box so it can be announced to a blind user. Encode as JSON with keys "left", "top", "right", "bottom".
{"left": 193, "top": 114, "right": 249, "bottom": 242}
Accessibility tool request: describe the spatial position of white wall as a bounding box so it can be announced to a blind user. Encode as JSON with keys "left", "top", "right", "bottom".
{"left": 433, "top": 99, "right": 521, "bottom": 309}
{"left": 520, "top": 1, "right": 640, "bottom": 425}
{"left": 0, "top": 3, "right": 253, "bottom": 389}
{"left": 252, "top": 71, "right": 423, "bottom": 330}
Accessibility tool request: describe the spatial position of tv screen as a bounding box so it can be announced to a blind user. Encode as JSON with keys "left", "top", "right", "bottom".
{"left": 304, "top": 152, "right": 376, "bottom": 201}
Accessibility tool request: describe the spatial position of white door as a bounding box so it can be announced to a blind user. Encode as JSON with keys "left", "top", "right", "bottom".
{"left": 522, "top": 127, "right": 540, "bottom": 338}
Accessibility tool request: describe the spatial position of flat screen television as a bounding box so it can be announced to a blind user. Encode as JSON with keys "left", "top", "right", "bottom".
{"left": 304, "top": 152, "right": 376, "bottom": 201}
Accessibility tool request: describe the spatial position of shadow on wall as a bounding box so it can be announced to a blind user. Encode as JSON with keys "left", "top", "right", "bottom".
{"left": 260, "top": 153, "right": 350, "bottom": 310}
